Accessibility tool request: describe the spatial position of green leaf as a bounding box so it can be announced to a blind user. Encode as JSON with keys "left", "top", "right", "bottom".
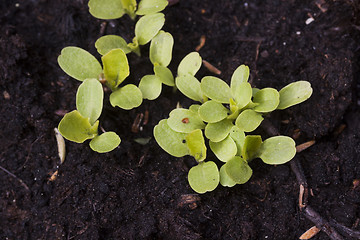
{"left": 154, "top": 66, "right": 174, "bottom": 86}
{"left": 175, "top": 75, "right": 204, "bottom": 102}
{"left": 235, "top": 109, "right": 264, "bottom": 132}
{"left": 198, "top": 100, "right": 229, "bottom": 123}
{"left": 135, "top": 13, "right": 165, "bottom": 45}
{"left": 138, "top": 75, "right": 162, "bottom": 100}
{"left": 150, "top": 31, "right": 173, "bottom": 67}
{"left": 95, "top": 35, "right": 131, "bottom": 55}
{"left": 102, "top": 49, "right": 130, "bottom": 89}
{"left": 231, "top": 82, "right": 252, "bottom": 109}
{"left": 76, "top": 78, "right": 103, "bottom": 125}
{"left": 225, "top": 156, "right": 252, "bottom": 184}
{"left": 205, "top": 119, "right": 233, "bottom": 142}
{"left": 241, "top": 135, "right": 262, "bottom": 161}
{"left": 189, "top": 104, "right": 201, "bottom": 113}
{"left": 127, "top": 37, "right": 141, "bottom": 56}
{"left": 121, "top": 0, "right": 137, "bottom": 19}
{"left": 167, "top": 108, "right": 205, "bottom": 133}
{"left": 89, "top": 132, "right": 121, "bottom": 153}
{"left": 253, "top": 88, "right": 280, "bottom": 112}
{"left": 229, "top": 126, "right": 245, "bottom": 156}
{"left": 200, "top": 76, "right": 231, "bottom": 103}
{"left": 88, "top": 0, "right": 125, "bottom": 19}
{"left": 258, "top": 136, "right": 296, "bottom": 165}
{"left": 277, "top": 81, "right": 313, "bottom": 110}
{"left": 110, "top": 84, "right": 143, "bottom": 110}
{"left": 219, "top": 164, "right": 236, "bottom": 187}
{"left": 230, "top": 65, "right": 249, "bottom": 89}
{"left": 188, "top": 161, "right": 219, "bottom": 194}
{"left": 58, "top": 47, "right": 102, "bottom": 81}
{"left": 186, "top": 129, "right": 207, "bottom": 162}
{"left": 177, "top": 52, "right": 202, "bottom": 76}
{"left": 136, "top": 0, "right": 168, "bottom": 15}
{"left": 58, "top": 110, "right": 98, "bottom": 143}
{"left": 209, "top": 136, "right": 237, "bottom": 162}
{"left": 153, "top": 119, "right": 188, "bottom": 157}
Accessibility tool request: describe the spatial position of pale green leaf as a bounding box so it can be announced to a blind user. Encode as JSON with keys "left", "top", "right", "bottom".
{"left": 225, "top": 156, "right": 252, "bottom": 184}
{"left": 230, "top": 65, "right": 249, "bottom": 89}
{"left": 102, "top": 49, "right": 129, "bottom": 89}
{"left": 186, "top": 129, "right": 207, "bottom": 162}
{"left": 277, "top": 81, "right": 313, "bottom": 110}
{"left": 127, "top": 37, "right": 141, "bottom": 56}
{"left": 209, "top": 136, "right": 237, "bottom": 162}
{"left": 175, "top": 75, "right": 204, "bottom": 102}
{"left": 95, "top": 35, "right": 131, "bottom": 55}
{"left": 167, "top": 108, "right": 205, "bottom": 133}
{"left": 58, "top": 47, "right": 102, "bottom": 81}
{"left": 121, "top": 0, "right": 137, "bottom": 19}
{"left": 76, "top": 79, "right": 103, "bottom": 125}
{"left": 205, "top": 119, "right": 233, "bottom": 142}
{"left": 219, "top": 164, "right": 236, "bottom": 187}
{"left": 235, "top": 109, "right": 264, "bottom": 132}
{"left": 110, "top": 84, "right": 143, "bottom": 110}
{"left": 229, "top": 126, "right": 245, "bottom": 156}
{"left": 150, "top": 31, "right": 173, "bottom": 67}
{"left": 188, "top": 161, "right": 219, "bottom": 194}
{"left": 200, "top": 76, "right": 231, "bottom": 103}
{"left": 135, "top": 13, "right": 165, "bottom": 45}
{"left": 153, "top": 119, "right": 188, "bottom": 157}
{"left": 138, "top": 75, "right": 162, "bottom": 100}
{"left": 227, "top": 98, "right": 241, "bottom": 120}
{"left": 136, "top": 0, "right": 168, "bottom": 15}
{"left": 154, "top": 66, "right": 174, "bottom": 86}
{"left": 253, "top": 88, "right": 280, "bottom": 112}
{"left": 177, "top": 52, "right": 202, "bottom": 76}
{"left": 88, "top": 0, "right": 125, "bottom": 19}
{"left": 241, "top": 135, "right": 262, "bottom": 161}
{"left": 58, "top": 110, "right": 98, "bottom": 143}
{"left": 198, "top": 100, "right": 229, "bottom": 123}
{"left": 258, "top": 136, "right": 296, "bottom": 165}
{"left": 134, "top": 137, "right": 151, "bottom": 145}
{"left": 89, "top": 132, "right": 121, "bottom": 153}
{"left": 189, "top": 104, "right": 201, "bottom": 113}
{"left": 231, "top": 82, "right": 252, "bottom": 109}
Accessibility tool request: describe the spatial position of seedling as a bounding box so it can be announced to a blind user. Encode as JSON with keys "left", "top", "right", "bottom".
{"left": 154, "top": 54, "right": 313, "bottom": 193}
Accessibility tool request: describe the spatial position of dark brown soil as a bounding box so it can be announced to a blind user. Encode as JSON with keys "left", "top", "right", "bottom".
{"left": 1, "top": 0, "right": 360, "bottom": 239}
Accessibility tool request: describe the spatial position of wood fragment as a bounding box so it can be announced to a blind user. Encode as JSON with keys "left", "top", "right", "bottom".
{"left": 330, "top": 219, "right": 360, "bottom": 239}
{"left": 143, "top": 110, "right": 149, "bottom": 125}
{"left": 202, "top": 60, "right": 221, "bottom": 75}
{"left": 296, "top": 140, "right": 316, "bottom": 153}
{"left": 299, "top": 226, "right": 321, "bottom": 239}
{"left": 195, "top": 35, "right": 206, "bottom": 51}
{"left": 3, "top": 91, "right": 10, "bottom": 99}
{"left": 299, "top": 184, "right": 308, "bottom": 209}
{"left": 132, "top": 113, "right": 144, "bottom": 133}
{"left": 178, "top": 194, "right": 201, "bottom": 209}
{"left": 48, "top": 170, "right": 58, "bottom": 182}
{"left": 54, "top": 128, "right": 66, "bottom": 164}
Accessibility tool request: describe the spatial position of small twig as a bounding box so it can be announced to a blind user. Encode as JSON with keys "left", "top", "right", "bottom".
{"left": 330, "top": 219, "right": 360, "bottom": 239}
{"left": 0, "top": 165, "right": 30, "bottom": 191}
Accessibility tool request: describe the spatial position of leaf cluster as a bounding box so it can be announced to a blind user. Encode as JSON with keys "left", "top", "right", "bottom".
{"left": 154, "top": 53, "right": 313, "bottom": 193}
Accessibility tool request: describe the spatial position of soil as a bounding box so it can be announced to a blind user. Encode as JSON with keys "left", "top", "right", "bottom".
{"left": 1, "top": 0, "right": 360, "bottom": 239}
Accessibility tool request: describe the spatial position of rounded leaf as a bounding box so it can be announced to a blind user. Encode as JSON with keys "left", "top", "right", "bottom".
{"left": 110, "top": 84, "right": 143, "bottom": 110}
{"left": 189, "top": 104, "right": 201, "bottom": 113}
{"left": 175, "top": 75, "right": 204, "bottom": 102}
{"left": 205, "top": 119, "right": 233, "bottom": 142}
{"left": 88, "top": 0, "right": 125, "bottom": 19}
{"left": 138, "top": 75, "right": 162, "bottom": 100}
{"left": 102, "top": 49, "right": 130, "bottom": 89}
{"left": 177, "top": 52, "right": 202, "bottom": 76}
{"left": 231, "top": 65, "right": 250, "bottom": 89}
{"left": 185, "top": 129, "right": 207, "bottom": 162}
{"left": 150, "top": 31, "right": 174, "bottom": 67}
{"left": 219, "top": 164, "right": 236, "bottom": 187}
{"left": 253, "top": 88, "right": 280, "bottom": 112}
{"left": 76, "top": 78, "right": 103, "bottom": 125}
{"left": 188, "top": 161, "right": 219, "bottom": 194}
{"left": 58, "top": 47, "right": 102, "bottom": 81}
{"left": 241, "top": 135, "right": 262, "bottom": 161}
{"left": 89, "top": 132, "right": 121, "bottom": 153}
{"left": 95, "top": 35, "right": 131, "bottom": 55}
{"left": 258, "top": 136, "right": 296, "bottom": 165}
{"left": 209, "top": 136, "right": 237, "bottom": 162}
{"left": 225, "top": 156, "right": 252, "bottom": 184}
{"left": 231, "top": 82, "right": 252, "bottom": 109}
{"left": 235, "top": 109, "right": 264, "bottom": 132}
{"left": 167, "top": 108, "right": 205, "bottom": 133}
{"left": 58, "top": 110, "right": 99, "bottom": 143}
{"left": 229, "top": 126, "right": 245, "bottom": 156}
{"left": 277, "top": 81, "right": 313, "bottom": 110}
{"left": 136, "top": 0, "right": 168, "bottom": 15}
{"left": 135, "top": 13, "right": 165, "bottom": 45}
{"left": 153, "top": 119, "right": 188, "bottom": 157}
{"left": 154, "top": 66, "right": 174, "bottom": 86}
{"left": 198, "top": 100, "right": 229, "bottom": 123}
{"left": 200, "top": 76, "right": 231, "bottom": 103}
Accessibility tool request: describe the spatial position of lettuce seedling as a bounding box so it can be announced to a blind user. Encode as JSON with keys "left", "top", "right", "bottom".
{"left": 154, "top": 59, "right": 312, "bottom": 193}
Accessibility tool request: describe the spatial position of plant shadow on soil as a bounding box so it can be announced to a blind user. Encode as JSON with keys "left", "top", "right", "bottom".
{"left": 1, "top": 0, "right": 360, "bottom": 239}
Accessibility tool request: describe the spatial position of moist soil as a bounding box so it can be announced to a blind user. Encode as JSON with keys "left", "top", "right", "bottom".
{"left": 1, "top": 0, "right": 360, "bottom": 239}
